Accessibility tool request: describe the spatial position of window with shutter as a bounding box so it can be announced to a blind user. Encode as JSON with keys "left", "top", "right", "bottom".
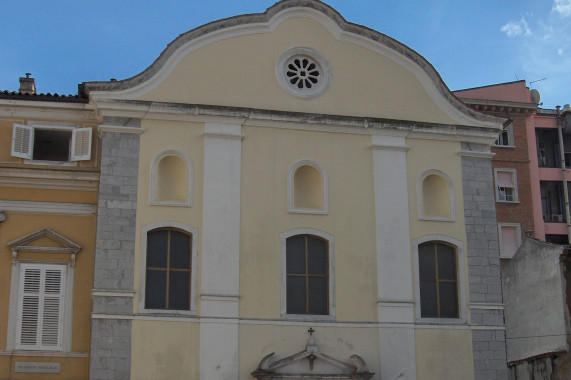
{"left": 10, "top": 124, "right": 92, "bottom": 162}
{"left": 11, "top": 124, "right": 34, "bottom": 159}
{"left": 16, "top": 264, "right": 66, "bottom": 351}
{"left": 495, "top": 169, "right": 518, "bottom": 202}
{"left": 71, "top": 127, "right": 92, "bottom": 161}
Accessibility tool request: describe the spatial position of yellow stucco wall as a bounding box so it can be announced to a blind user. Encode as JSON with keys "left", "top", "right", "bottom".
{"left": 0, "top": 214, "right": 95, "bottom": 379}
{"left": 130, "top": 320, "right": 199, "bottom": 380}
{"left": 406, "top": 138, "right": 467, "bottom": 242}
{"left": 415, "top": 328, "right": 475, "bottom": 380}
{"left": 138, "top": 17, "right": 459, "bottom": 126}
{"left": 239, "top": 125, "right": 377, "bottom": 321}
{"left": 133, "top": 119, "right": 205, "bottom": 311}
{"left": 0, "top": 112, "right": 98, "bottom": 380}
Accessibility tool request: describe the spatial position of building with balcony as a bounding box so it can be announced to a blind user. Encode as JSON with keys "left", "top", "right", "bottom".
{"left": 455, "top": 81, "right": 571, "bottom": 256}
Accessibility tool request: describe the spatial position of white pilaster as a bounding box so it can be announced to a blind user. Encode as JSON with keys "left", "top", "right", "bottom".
{"left": 372, "top": 135, "right": 417, "bottom": 380}
{"left": 200, "top": 122, "right": 243, "bottom": 380}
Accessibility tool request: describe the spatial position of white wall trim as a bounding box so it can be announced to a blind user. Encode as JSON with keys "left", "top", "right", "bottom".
{"left": 416, "top": 169, "right": 456, "bottom": 222}
{"left": 7, "top": 261, "right": 74, "bottom": 352}
{"left": 149, "top": 150, "right": 193, "bottom": 207}
{"left": 470, "top": 303, "right": 505, "bottom": 310}
{"left": 98, "top": 125, "right": 146, "bottom": 134}
{"left": 287, "top": 160, "right": 329, "bottom": 214}
{"left": 498, "top": 223, "right": 522, "bottom": 259}
{"left": 0, "top": 200, "right": 96, "bottom": 216}
{"left": 459, "top": 150, "right": 495, "bottom": 159}
{"left": 138, "top": 221, "right": 199, "bottom": 315}
{"left": 202, "top": 132, "right": 245, "bottom": 140}
{"left": 275, "top": 46, "right": 331, "bottom": 98}
{"left": 92, "top": 290, "right": 135, "bottom": 298}
{"left": 412, "top": 235, "right": 467, "bottom": 323}
{"left": 280, "top": 228, "right": 336, "bottom": 320}
{"left": 0, "top": 350, "right": 89, "bottom": 358}
{"left": 370, "top": 143, "right": 410, "bottom": 152}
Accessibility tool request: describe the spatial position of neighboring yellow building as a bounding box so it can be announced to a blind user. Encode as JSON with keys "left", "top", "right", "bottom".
{"left": 0, "top": 77, "right": 100, "bottom": 379}
{"left": 1, "top": 1, "right": 508, "bottom": 380}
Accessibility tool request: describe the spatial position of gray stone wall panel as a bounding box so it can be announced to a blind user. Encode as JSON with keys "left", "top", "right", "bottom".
{"left": 89, "top": 131, "right": 140, "bottom": 380}
{"left": 462, "top": 152, "right": 507, "bottom": 380}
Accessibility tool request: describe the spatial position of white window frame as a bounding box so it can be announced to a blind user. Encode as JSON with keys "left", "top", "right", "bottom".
{"left": 494, "top": 168, "right": 519, "bottom": 203}
{"left": 7, "top": 256, "right": 75, "bottom": 352}
{"left": 287, "top": 160, "right": 329, "bottom": 215}
{"left": 412, "top": 235, "right": 467, "bottom": 324}
{"left": 417, "top": 169, "right": 455, "bottom": 222}
{"left": 15, "top": 263, "right": 67, "bottom": 351}
{"left": 280, "top": 228, "right": 335, "bottom": 320}
{"left": 150, "top": 150, "right": 193, "bottom": 207}
{"left": 498, "top": 223, "right": 522, "bottom": 259}
{"left": 493, "top": 121, "right": 515, "bottom": 147}
{"left": 11, "top": 122, "right": 92, "bottom": 165}
{"left": 139, "top": 221, "right": 198, "bottom": 315}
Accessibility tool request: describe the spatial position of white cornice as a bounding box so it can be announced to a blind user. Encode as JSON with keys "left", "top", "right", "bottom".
{"left": 0, "top": 102, "right": 97, "bottom": 121}
{"left": 370, "top": 144, "right": 410, "bottom": 152}
{"left": 98, "top": 125, "right": 146, "bottom": 134}
{"left": 91, "top": 99, "right": 500, "bottom": 144}
{"left": 0, "top": 167, "right": 99, "bottom": 191}
{"left": 0, "top": 200, "right": 97, "bottom": 215}
{"left": 459, "top": 150, "right": 495, "bottom": 159}
{"left": 203, "top": 132, "right": 245, "bottom": 140}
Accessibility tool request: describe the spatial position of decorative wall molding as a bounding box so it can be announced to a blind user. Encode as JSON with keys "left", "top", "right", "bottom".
{"left": 0, "top": 200, "right": 96, "bottom": 215}
{"left": 0, "top": 167, "right": 99, "bottom": 191}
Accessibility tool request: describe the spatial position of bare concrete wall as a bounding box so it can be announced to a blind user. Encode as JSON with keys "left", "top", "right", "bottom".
{"left": 502, "top": 238, "right": 568, "bottom": 363}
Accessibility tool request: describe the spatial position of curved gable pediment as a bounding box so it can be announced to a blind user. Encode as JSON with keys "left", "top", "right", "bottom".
{"left": 251, "top": 334, "right": 374, "bottom": 380}
{"left": 85, "top": 0, "right": 500, "bottom": 128}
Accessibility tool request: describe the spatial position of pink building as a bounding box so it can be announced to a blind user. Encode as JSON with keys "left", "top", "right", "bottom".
{"left": 455, "top": 81, "right": 571, "bottom": 256}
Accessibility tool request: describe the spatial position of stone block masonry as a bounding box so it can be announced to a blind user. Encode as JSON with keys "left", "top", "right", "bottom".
{"left": 89, "top": 130, "right": 141, "bottom": 380}
{"left": 461, "top": 145, "right": 508, "bottom": 380}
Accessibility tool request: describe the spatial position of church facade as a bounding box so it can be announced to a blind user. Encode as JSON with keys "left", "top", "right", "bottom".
{"left": 1, "top": 1, "right": 508, "bottom": 379}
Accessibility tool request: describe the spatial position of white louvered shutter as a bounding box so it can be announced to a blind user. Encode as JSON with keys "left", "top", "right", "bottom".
{"left": 70, "top": 127, "right": 92, "bottom": 161}
{"left": 11, "top": 124, "right": 34, "bottom": 159}
{"left": 16, "top": 264, "right": 66, "bottom": 351}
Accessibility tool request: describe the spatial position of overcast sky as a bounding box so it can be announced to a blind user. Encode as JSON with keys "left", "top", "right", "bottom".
{"left": 1, "top": 0, "right": 569, "bottom": 108}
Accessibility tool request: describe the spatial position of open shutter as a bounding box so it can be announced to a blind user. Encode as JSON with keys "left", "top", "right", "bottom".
{"left": 40, "top": 268, "right": 65, "bottom": 350}
{"left": 17, "top": 266, "right": 41, "bottom": 349}
{"left": 11, "top": 124, "right": 34, "bottom": 159}
{"left": 70, "top": 127, "right": 92, "bottom": 161}
{"left": 16, "top": 264, "right": 65, "bottom": 351}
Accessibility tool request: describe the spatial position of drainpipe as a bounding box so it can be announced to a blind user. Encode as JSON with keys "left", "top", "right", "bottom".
{"left": 556, "top": 105, "right": 571, "bottom": 242}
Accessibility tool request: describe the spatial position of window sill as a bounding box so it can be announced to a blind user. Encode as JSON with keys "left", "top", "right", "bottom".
{"left": 288, "top": 208, "right": 328, "bottom": 215}
{"left": 281, "top": 313, "right": 335, "bottom": 322}
{"left": 138, "top": 308, "right": 197, "bottom": 317}
{"left": 492, "top": 145, "right": 516, "bottom": 149}
{"left": 24, "top": 159, "right": 77, "bottom": 167}
{"left": 416, "top": 317, "right": 467, "bottom": 326}
{"left": 418, "top": 216, "right": 455, "bottom": 222}
{"left": 496, "top": 200, "right": 520, "bottom": 204}
{"left": 150, "top": 201, "right": 192, "bottom": 207}
{"left": 0, "top": 350, "right": 87, "bottom": 358}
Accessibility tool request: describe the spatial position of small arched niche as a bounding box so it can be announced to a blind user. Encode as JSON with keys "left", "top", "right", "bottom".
{"left": 418, "top": 170, "right": 454, "bottom": 221}
{"left": 151, "top": 151, "right": 192, "bottom": 206}
{"left": 288, "top": 160, "right": 328, "bottom": 214}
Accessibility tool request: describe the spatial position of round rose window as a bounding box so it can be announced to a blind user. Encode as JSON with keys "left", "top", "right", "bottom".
{"left": 276, "top": 47, "right": 331, "bottom": 98}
